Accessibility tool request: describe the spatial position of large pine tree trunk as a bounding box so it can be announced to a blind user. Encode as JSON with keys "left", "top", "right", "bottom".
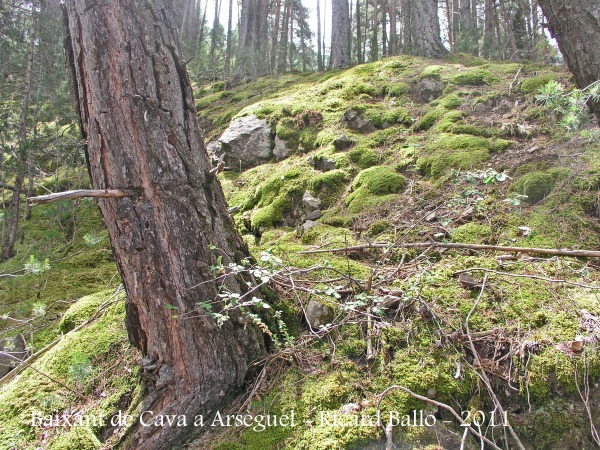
{"left": 405, "top": 0, "right": 447, "bottom": 58}
{"left": 62, "top": 2, "right": 266, "bottom": 449}
{"left": 331, "top": 0, "right": 351, "bottom": 68}
{"left": 536, "top": 0, "right": 600, "bottom": 93}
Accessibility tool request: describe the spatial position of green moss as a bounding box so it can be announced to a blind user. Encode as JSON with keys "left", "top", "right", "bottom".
{"left": 451, "top": 223, "right": 492, "bottom": 244}
{"left": 368, "top": 219, "right": 391, "bottom": 237}
{"left": 438, "top": 93, "right": 463, "bottom": 109}
{"left": 509, "top": 168, "right": 571, "bottom": 204}
{"left": 348, "top": 147, "right": 381, "bottom": 169}
{"left": 384, "top": 83, "right": 409, "bottom": 97}
{"left": 346, "top": 166, "right": 406, "bottom": 213}
{"left": 48, "top": 427, "right": 101, "bottom": 450}
{"left": 58, "top": 290, "right": 113, "bottom": 333}
{"left": 275, "top": 120, "right": 319, "bottom": 152}
{"left": 415, "top": 108, "right": 445, "bottom": 131}
{"left": 434, "top": 110, "right": 465, "bottom": 132}
{"left": 418, "top": 65, "right": 445, "bottom": 80}
{"left": 451, "top": 69, "right": 499, "bottom": 86}
{"left": 521, "top": 74, "right": 558, "bottom": 95}
{"left": 308, "top": 170, "right": 349, "bottom": 208}
{"left": 418, "top": 134, "right": 512, "bottom": 178}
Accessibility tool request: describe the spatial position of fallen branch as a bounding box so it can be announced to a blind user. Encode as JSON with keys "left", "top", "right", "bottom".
{"left": 299, "top": 241, "right": 600, "bottom": 258}
{"left": 28, "top": 188, "right": 131, "bottom": 205}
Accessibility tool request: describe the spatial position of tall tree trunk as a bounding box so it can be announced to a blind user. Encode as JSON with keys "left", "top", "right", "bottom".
{"left": 388, "top": 0, "right": 397, "bottom": 56}
{"left": 404, "top": 0, "right": 447, "bottom": 58}
{"left": 317, "top": 0, "right": 324, "bottom": 70}
{"left": 62, "top": 2, "right": 266, "bottom": 449}
{"left": 289, "top": 2, "right": 295, "bottom": 70}
{"left": 272, "top": 0, "right": 282, "bottom": 72}
{"left": 237, "top": 0, "right": 269, "bottom": 77}
{"left": 331, "top": 0, "right": 351, "bottom": 68}
{"left": 537, "top": 0, "right": 600, "bottom": 114}
{"left": 483, "top": 0, "right": 495, "bottom": 58}
{"left": 371, "top": 0, "right": 378, "bottom": 61}
{"left": 2, "top": 3, "right": 36, "bottom": 261}
{"left": 355, "top": 0, "right": 363, "bottom": 63}
{"left": 278, "top": 0, "right": 291, "bottom": 72}
{"left": 209, "top": 0, "right": 221, "bottom": 72}
{"left": 224, "top": 0, "right": 234, "bottom": 78}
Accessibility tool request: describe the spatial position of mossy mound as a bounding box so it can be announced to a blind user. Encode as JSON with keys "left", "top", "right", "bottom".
{"left": 521, "top": 73, "right": 559, "bottom": 95}
{"left": 418, "top": 134, "right": 512, "bottom": 178}
{"left": 451, "top": 69, "right": 499, "bottom": 86}
{"left": 509, "top": 167, "right": 571, "bottom": 204}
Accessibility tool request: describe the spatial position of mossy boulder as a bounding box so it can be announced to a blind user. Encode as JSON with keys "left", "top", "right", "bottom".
{"left": 307, "top": 169, "right": 349, "bottom": 208}
{"left": 346, "top": 166, "right": 406, "bottom": 213}
{"left": 521, "top": 74, "right": 558, "bottom": 95}
{"left": 509, "top": 168, "right": 571, "bottom": 204}
{"left": 59, "top": 290, "right": 113, "bottom": 333}
{"left": 48, "top": 426, "right": 102, "bottom": 450}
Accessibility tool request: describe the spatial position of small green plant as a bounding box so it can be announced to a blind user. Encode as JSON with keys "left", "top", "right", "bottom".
{"left": 83, "top": 232, "right": 104, "bottom": 246}
{"left": 24, "top": 255, "right": 51, "bottom": 275}
{"left": 503, "top": 193, "right": 528, "bottom": 207}
{"left": 68, "top": 353, "right": 93, "bottom": 385}
{"left": 536, "top": 80, "right": 600, "bottom": 131}
{"left": 31, "top": 301, "right": 47, "bottom": 318}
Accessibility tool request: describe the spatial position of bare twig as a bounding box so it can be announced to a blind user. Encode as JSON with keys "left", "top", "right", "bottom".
{"left": 28, "top": 189, "right": 131, "bottom": 205}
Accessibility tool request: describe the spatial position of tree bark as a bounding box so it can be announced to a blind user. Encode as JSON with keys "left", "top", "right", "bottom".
{"left": 537, "top": 0, "right": 600, "bottom": 112}
{"left": 404, "top": 0, "right": 447, "bottom": 58}
{"left": 237, "top": 0, "right": 269, "bottom": 77}
{"left": 317, "top": 0, "right": 324, "bottom": 70}
{"left": 62, "top": 2, "right": 266, "bottom": 449}
{"left": 331, "top": 0, "right": 351, "bottom": 68}
{"left": 224, "top": 0, "right": 234, "bottom": 78}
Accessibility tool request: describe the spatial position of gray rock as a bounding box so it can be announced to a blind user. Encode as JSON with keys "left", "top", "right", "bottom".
{"left": 0, "top": 334, "right": 27, "bottom": 378}
{"left": 333, "top": 135, "right": 355, "bottom": 150}
{"left": 415, "top": 77, "right": 445, "bottom": 102}
{"left": 305, "top": 299, "right": 334, "bottom": 329}
{"left": 343, "top": 109, "right": 375, "bottom": 133}
{"left": 312, "top": 156, "right": 336, "bottom": 172}
{"left": 273, "top": 136, "right": 292, "bottom": 161}
{"left": 302, "top": 220, "right": 319, "bottom": 233}
{"left": 302, "top": 190, "right": 321, "bottom": 213}
{"left": 306, "top": 210, "right": 322, "bottom": 221}
{"left": 215, "top": 115, "right": 273, "bottom": 169}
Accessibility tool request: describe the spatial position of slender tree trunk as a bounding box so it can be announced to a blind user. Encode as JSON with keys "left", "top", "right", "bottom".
{"left": 278, "top": 0, "right": 291, "bottom": 72}
{"left": 382, "top": 1, "right": 387, "bottom": 57}
{"left": 356, "top": 0, "right": 363, "bottom": 63}
{"left": 388, "top": 0, "right": 397, "bottom": 56}
{"left": 331, "top": 0, "right": 351, "bottom": 68}
{"left": 371, "top": 0, "right": 378, "bottom": 61}
{"left": 317, "top": 0, "right": 324, "bottom": 70}
{"left": 483, "top": 0, "right": 494, "bottom": 58}
{"left": 224, "top": 0, "right": 234, "bottom": 78}
{"left": 537, "top": 0, "right": 600, "bottom": 114}
{"left": 289, "top": 2, "right": 295, "bottom": 70}
{"left": 62, "top": 2, "right": 266, "bottom": 449}
{"left": 198, "top": 0, "right": 209, "bottom": 47}
{"left": 2, "top": 3, "right": 36, "bottom": 261}
{"left": 272, "top": 0, "right": 282, "bottom": 72}
{"left": 209, "top": 0, "right": 221, "bottom": 71}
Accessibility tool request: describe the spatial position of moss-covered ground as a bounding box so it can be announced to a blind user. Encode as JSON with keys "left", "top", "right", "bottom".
{"left": 1, "top": 55, "right": 599, "bottom": 450}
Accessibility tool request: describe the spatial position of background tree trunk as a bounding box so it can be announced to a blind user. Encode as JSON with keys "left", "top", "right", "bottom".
{"left": 404, "top": 0, "right": 447, "bottom": 58}
{"left": 537, "top": 0, "right": 600, "bottom": 103}
{"left": 317, "top": 0, "right": 324, "bottom": 70}
{"left": 2, "top": 3, "right": 35, "bottom": 261}
{"left": 62, "top": 1, "right": 266, "bottom": 448}
{"left": 331, "top": 0, "right": 351, "bottom": 68}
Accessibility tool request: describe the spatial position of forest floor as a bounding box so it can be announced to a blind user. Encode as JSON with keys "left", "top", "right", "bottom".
{"left": 1, "top": 54, "right": 599, "bottom": 450}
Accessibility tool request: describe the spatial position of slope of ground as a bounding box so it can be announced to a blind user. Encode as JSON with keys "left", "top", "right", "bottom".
{"left": 0, "top": 54, "right": 598, "bottom": 450}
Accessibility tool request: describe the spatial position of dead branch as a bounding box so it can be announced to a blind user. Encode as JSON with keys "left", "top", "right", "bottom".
{"left": 28, "top": 188, "right": 131, "bottom": 205}
{"left": 299, "top": 241, "right": 600, "bottom": 259}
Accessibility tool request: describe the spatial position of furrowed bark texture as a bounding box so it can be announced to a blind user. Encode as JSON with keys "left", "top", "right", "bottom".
{"left": 405, "top": 0, "right": 447, "bottom": 58}
{"left": 537, "top": 0, "right": 600, "bottom": 114}
{"left": 331, "top": 0, "right": 351, "bottom": 68}
{"left": 62, "top": 2, "right": 265, "bottom": 449}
